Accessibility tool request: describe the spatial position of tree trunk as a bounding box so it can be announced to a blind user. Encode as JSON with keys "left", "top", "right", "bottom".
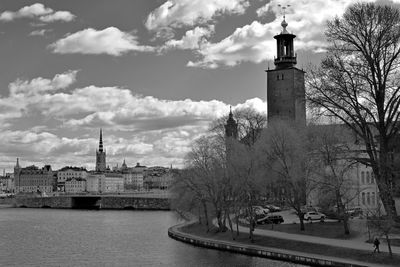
{"left": 227, "top": 211, "right": 235, "bottom": 240}
{"left": 343, "top": 214, "right": 350, "bottom": 235}
{"left": 235, "top": 210, "right": 240, "bottom": 236}
{"left": 298, "top": 212, "right": 305, "bottom": 231}
{"left": 202, "top": 200, "right": 209, "bottom": 232}
{"left": 385, "top": 234, "right": 393, "bottom": 258}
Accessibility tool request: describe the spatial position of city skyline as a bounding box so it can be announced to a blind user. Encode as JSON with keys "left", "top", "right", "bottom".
{"left": 1, "top": 0, "right": 399, "bottom": 171}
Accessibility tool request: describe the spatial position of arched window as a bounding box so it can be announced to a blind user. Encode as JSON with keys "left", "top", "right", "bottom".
{"left": 277, "top": 75, "right": 280, "bottom": 80}
{"left": 361, "top": 171, "right": 365, "bottom": 184}
{"left": 372, "top": 192, "right": 375, "bottom": 206}
{"left": 362, "top": 192, "right": 366, "bottom": 205}
{"left": 367, "top": 192, "right": 370, "bottom": 205}
{"left": 366, "top": 172, "right": 370, "bottom": 184}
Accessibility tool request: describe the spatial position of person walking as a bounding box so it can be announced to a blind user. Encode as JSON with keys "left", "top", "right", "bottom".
{"left": 373, "top": 237, "right": 380, "bottom": 253}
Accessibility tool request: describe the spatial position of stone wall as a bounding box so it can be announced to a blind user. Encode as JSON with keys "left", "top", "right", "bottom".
{"left": 15, "top": 196, "right": 170, "bottom": 210}
{"left": 101, "top": 196, "right": 170, "bottom": 210}
{"left": 168, "top": 222, "right": 368, "bottom": 267}
{"left": 16, "top": 196, "right": 72, "bottom": 208}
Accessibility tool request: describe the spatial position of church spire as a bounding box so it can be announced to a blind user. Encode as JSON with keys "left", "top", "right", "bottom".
{"left": 99, "top": 129, "right": 103, "bottom": 152}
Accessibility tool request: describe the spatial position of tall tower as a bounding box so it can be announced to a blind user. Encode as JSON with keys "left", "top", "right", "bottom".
{"left": 14, "top": 158, "right": 21, "bottom": 193}
{"left": 96, "top": 129, "right": 106, "bottom": 172}
{"left": 224, "top": 107, "right": 238, "bottom": 139}
{"left": 266, "top": 14, "right": 306, "bottom": 125}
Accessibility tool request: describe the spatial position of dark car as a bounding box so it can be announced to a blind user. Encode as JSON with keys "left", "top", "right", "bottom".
{"left": 257, "top": 214, "right": 284, "bottom": 224}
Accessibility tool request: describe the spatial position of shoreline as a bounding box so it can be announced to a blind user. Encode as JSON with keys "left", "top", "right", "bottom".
{"left": 168, "top": 221, "right": 391, "bottom": 267}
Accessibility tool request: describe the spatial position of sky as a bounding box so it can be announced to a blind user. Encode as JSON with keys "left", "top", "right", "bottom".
{"left": 0, "top": 0, "right": 399, "bottom": 172}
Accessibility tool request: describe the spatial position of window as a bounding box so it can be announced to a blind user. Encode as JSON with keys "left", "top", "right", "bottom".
{"left": 362, "top": 192, "right": 365, "bottom": 205}
{"left": 281, "top": 74, "right": 284, "bottom": 80}
{"left": 372, "top": 192, "right": 375, "bottom": 206}
{"left": 361, "top": 171, "right": 365, "bottom": 184}
{"left": 277, "top": 75, "right": 280, "bottom": 80}
{"left": 366, "top": 172, "right": 370, "bottom": 184}
{"left": 367, "top": 192, "right": 370, "bottom": 205}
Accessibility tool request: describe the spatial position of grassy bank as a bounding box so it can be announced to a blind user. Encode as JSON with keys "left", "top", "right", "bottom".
{"left": 181, "top": 223, "right": 400, "bottom": 266}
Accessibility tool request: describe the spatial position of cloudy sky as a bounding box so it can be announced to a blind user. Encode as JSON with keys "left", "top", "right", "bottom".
{"left": 0, "top": 0, "right": 398, "bottom": 172}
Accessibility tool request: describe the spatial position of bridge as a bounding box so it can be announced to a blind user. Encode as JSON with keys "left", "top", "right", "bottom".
{"left": 15, "top": 194, "right": 171, "bottom": 210}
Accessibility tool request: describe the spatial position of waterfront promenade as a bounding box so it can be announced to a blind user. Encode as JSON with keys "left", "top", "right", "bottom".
{"left": 169, "top": 219, "right": 400, "bottom": 267}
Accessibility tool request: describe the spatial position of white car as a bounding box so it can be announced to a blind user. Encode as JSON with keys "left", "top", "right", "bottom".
{"left": 252, "top": 206, "right": 270, "bottom": 215}
{"left": 304, "top": 211, "right": 326, "bottom": 222}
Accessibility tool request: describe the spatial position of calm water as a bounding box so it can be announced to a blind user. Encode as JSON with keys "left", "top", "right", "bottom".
{"left": 0, "top": 208, "right": 305, "bottom": 266}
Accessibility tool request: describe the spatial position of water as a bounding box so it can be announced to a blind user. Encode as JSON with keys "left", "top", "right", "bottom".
{"left": 0, "top": 208, "right": 305, "bottom": 266}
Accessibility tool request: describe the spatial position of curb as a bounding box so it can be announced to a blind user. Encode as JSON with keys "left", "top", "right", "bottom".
{"left": 168, "top": 222, "right": 373, "bottom": 267}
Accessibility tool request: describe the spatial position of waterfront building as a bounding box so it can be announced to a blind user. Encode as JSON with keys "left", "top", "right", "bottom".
{"left": 0, "top": 173, "right": 14, "bottom": 193}
{"left": 95, "top": 129, "right": 106, "bottom": 172}
{"left": 101, "top": 172, "right": 124, "bottom": 193}
{"left": 64, "top": 178, "right": 86, "bottom": 193}
{"left": 144, "top": 166, "right": 174, "bottom": 190}
{"left": 14, "top": 159, "right": 55, "bottom": 193}
{"left": 57, "top": 166, "right": 88, "bottom": 192}
{"left": 86, "top": 173, "right": 102, "bottom": 193}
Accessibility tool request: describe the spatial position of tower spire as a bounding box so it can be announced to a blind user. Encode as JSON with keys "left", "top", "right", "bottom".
{"left": 99, "top": 129, "right": 103, "bottom": 152}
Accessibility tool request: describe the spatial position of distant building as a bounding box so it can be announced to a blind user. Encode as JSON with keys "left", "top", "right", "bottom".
{"left": 57, "top": 166, "right": 88, "bottom": 192}
{"left": 65, "top": 178, "right": 86, "bottom": 193}
{"left": 86, "top": 173, "right": 102, "bottom": 193}
{"left": 0, "top": 173, "right": 14, "bottom": 193}
{"left": 144, "top": 166, "right": 174, "bottom": 190}
{"left": 14, "top": 159, "right": 55, "bottom": 193}
{"left": 95, "top": 129, "right": 106, "bottom": 172}
{"left": 101, "top": 173, "right": 124, "bottom": 193}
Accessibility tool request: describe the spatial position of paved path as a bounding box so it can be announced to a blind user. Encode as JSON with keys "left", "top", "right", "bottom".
{"left": 238, "top": 223, "right": 400, "bottom": 255}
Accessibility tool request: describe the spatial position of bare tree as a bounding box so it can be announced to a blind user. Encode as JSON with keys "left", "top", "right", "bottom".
{"left": 210, "top": 107, "right": 267, "bottom": 146}
{"left": 307, "top": 2, "right": 400, "bottom": 217}
{"left": 260, "top": 120, "right": 313, "bottom": 231}
{"left": 308, "top": 124, "right": 359, "bottom": 235}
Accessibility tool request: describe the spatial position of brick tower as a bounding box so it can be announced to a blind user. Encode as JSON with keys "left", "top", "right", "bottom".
{"left": 266, "top": 15, "right": 306, "bottom": 125}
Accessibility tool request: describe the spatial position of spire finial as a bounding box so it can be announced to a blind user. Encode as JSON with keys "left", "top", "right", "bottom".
{"left": 278, "top": 4, "right": 290, "bottom": 33}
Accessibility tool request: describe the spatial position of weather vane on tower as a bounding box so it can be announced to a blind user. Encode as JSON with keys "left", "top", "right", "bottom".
{"left": 277, "top": 4, "right": 291, "bottom": 20}
{"left": 277, "top": 4, "right": 291, "bottom": 33}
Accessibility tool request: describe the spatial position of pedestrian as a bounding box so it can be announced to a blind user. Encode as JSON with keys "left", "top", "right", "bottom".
{"left": 373, "top": 237, "right": 380, "bottom": 253}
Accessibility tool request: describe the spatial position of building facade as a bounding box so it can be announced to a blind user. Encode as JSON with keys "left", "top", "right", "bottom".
{"left": 65, "top": 178, "right": 86, "bottom": 193}
{"left": 14, "top": 160, "right": 55, "bottom": 193}
{"left": 57, "top": 167, "right": 88, "bottom": 191}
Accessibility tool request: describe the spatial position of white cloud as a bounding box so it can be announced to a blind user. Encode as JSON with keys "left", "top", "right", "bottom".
{"left": 49, "top": 27, "right": 154, "bottom": 56}
{"left": 145, "top": 0, "right": 249, "bottom": 30}
{"left": 9, "top": 70, "right": 78, "bottom": 95}
{"left": 29, "top": 29, "right": 51, "bottom": 36}
{"left": 0, "top": 71, "right": 268, "bottom": 170}
{"left": 185, "top": 0, "right": 377, "bottom": 68}
{"left": 162, "top": 26, "right": 215, "bottom": 50}
{"left": 0, "top": 3, "right": 75, "bottom": 23}
{"left": 39, "top": 11, "right": 75, "bottom": 22}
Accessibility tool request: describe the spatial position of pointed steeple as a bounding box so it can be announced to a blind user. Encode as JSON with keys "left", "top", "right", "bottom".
{"left": 225, "top": 106, "right": 238, "bottom": 139}
{"left": 99, "top": 129, "right": 103, "bottom": 152}
{"left": 15, "top": 158, "right": 20, "bottom": 168}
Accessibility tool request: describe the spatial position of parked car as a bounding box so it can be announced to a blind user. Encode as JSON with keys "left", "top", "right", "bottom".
{"left": 346, "top": 207, "right": 363, "bottom": 217}
{"left": 304, "top": 211, "right": 326, "bottom": 222}
{"left": 257, "top": 214, "right": 284, "bottom": 224}
{"left": 264, "top": 204, "right": 281, "bottom": 212}
{"left": 252, "top": 205, "right": 270, "bottom": 215}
